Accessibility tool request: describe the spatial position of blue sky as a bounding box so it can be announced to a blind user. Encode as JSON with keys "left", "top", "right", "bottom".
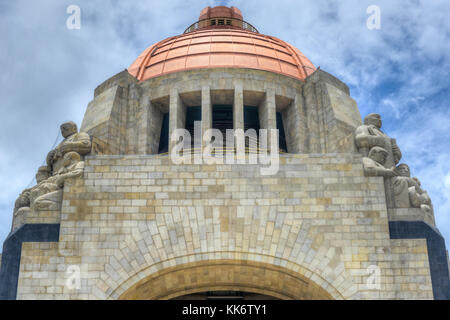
{"left": 0, "top": 0, "right": 449, "bottom": 251}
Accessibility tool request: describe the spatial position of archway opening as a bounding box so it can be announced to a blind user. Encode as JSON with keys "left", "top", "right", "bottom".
{"left": 118, "top": 260, "right": 334, "bottom": 300}
{"left": 172, "top": 290, "right": 280, "bottom": 300}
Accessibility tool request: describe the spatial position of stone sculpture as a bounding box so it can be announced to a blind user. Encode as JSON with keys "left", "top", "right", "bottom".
{"left": 13, "top": 166, "right": 51, "bottom": 216}
{"left": 362, "top": 146, "right": 396, "bottom": 177}
{"left": 13, "top": 122, "right": 90, "bottom": 219}
{"left": 355, "top": 113, "right": 402, "bottom": 168}
{"left": 32, "top": 152, "right": 85, "bottom": 211}
{"left": 392, "top": 164, "right": 433, "bottom": 213}
{"left": 46, "top": 121, "right": 91, "bottom": 174}
{"left": 355, "top": 113, "right": 433, "bottom": 214}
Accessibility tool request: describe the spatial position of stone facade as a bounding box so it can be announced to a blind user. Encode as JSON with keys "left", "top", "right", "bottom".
{"left": 1, "top": 66, "right": 449, "bottom": 300}
{"left": 0, "top": 152, "right": 440, "bottom": 300}
{"left": 80, "top": 68, "right": 361, "bottom": 157}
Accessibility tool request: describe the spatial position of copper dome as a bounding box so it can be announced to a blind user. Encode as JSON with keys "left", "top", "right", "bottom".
{"left": 128, "top": 6, "right": 316, "bottom": 82}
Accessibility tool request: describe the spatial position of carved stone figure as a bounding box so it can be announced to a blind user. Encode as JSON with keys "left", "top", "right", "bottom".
{"left": 392, "top": 164, "right": 432, "bottom": 213}
{"left": 13, "top": 190, "right": 31, "bottom": 216}
{"left": 46, "top": 121, "right": 91, "bottom": 174}
{"left": 355, "top": 113, "right": 402, "bottom": 169}
{"left": 362, "top": 147, "right": 396, "bottom": 177}
{"left": 13, "top": 166, "right": 51, "bottom": 216}
{"left": 13, "top": 121, "right": 89, "bottom": 218}
{"left": 54, "top": 151, "right": 85, "bottom": 187}
{"left": 33, "top": 152, "right": 85, "bottom": 211}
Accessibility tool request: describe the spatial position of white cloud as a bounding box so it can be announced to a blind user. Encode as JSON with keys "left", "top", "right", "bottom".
{"left": 445, "top": 175, "right": 450, "bottom": 189}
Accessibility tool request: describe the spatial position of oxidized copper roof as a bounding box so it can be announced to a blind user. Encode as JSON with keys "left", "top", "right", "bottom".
{"left": 128, "top": 7, "right": 316, "bottom": 82}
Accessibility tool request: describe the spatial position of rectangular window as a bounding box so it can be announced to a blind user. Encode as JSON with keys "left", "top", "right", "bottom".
{"left": 276, "top": 112, "right": 288, "bottom": 153}
{"left": 185, "top": 106, "right": 202, "bottom": 149}
{"left": 212, "top": 105, "right": 233, "bottom": 153}
{"left": 244, "top": 106, "right": 260, "bottom": 152}
{"left": 218, "top": 19, "right": 225, "bottom": 25}
{"left": 158, "top": 112, "right": 170, "bottom": 154}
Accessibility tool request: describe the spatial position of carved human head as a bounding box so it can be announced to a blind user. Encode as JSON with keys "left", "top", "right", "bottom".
{"left": 394, "top": 164, "right": 410, "bottom": 177}
{"left": 63, "top": 151, "right": 81, "bottom": 166}
{"left": 36, "top": 166, "right": 51, "bottom": 183}
{"left": 364, "top": 113, "right": 382, "bottom": 129}
{"left": 60, "top": 121, "right": 78, "bottom": 138}
{"left": 368, "top": 146, "right": 388, "bottom": 164}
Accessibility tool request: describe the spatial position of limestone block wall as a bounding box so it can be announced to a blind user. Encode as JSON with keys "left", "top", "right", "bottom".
{"left": 12, "top": 209, "right": 60, "bottom": 232}
{"left": 15, "top": 154, "right": 433, "bottom": 300}
{"left": 17, "top": 243, "right": 60, "bottom": 299}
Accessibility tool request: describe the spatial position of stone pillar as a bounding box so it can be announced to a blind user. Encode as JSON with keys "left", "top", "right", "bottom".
{"left": 282, "top": 93, "right": 307, "bottom": 153}
{"left": 233, "top": 82, "right": 244, "bottom": 131}
{"left": 136, "top": 95, "right": 150, "bottom": 155}
{"left": 302, "top": 81, "right": 322, "bottom": 153}
{"left": 146, "top": 99, "right": 164, "bottom": 155}
{"left": 201, "top": 86, "right": 212, "bottom": 149}
{"left": 169, "top": 88, "right": 186, "bottom": 153}
{"left": 259, "top": 88, "right": 277, "bottom": 149}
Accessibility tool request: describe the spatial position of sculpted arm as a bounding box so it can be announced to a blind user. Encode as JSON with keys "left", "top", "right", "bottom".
{"left": 391, "top": 139, "right": 402, "bottom": 164}
{"left": 56, "top": 162, "right": 85, "bottom": 188}
{"left": 363, "top": 158, "right": 395, "bottom": 177}
{"left": 60, "top": 132, "right": 92, "bottom": 155}
{"left": 355, "top": 126, "right": 384, "bottom": 149}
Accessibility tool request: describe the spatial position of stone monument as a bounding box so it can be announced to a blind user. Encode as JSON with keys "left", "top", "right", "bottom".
{"left": 0, "top": 6, "right": 448, "bottom": 300}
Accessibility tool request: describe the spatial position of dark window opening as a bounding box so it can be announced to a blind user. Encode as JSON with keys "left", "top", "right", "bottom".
{"left": 276, "top": 112, "right": 288, "bottom": 153}
{"left": 226, "top": 20, "right": 232, "bottom": 26}
{"left": 244, "top": 106, "right": 260, "bottom": 151}
{"left": 211, "top": 19, "right": 216, "bottom": 25}
{"left": 185, "top": 106, "right": 201, "bottom": 150}
{"left": 218, "top": 19, "right": 225, "bottom": 25}
{"left": 158, "top": 112, "right": 170, "bottom": 154}
{"left": 212, "top": 105, "right": 233, "bottom": 152}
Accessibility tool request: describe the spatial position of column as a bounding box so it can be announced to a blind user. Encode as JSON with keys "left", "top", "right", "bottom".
{"left": 168, "top": 88, "right": 186, "bottom": 153}
{"left": 201, "top": 86, "right": 212, "bottom": 149}
{"left": 258, "top": 88, "right": 277, "bottom": 150}
{"left": 233, "top": 82, "right": 244, "bottom": 131}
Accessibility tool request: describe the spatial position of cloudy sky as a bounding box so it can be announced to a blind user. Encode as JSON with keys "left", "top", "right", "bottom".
{"left": 0, "top": 0, "right": 449, "bottom": 250}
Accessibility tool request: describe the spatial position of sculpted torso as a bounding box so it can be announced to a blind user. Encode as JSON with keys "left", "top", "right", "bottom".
{"left": 46, "top": 122, "right": 91, "bottom": 173}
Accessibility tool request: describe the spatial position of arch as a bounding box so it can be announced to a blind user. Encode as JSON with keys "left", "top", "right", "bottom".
{"left": 118, "top": 260, "right": 336, "bottom": 300}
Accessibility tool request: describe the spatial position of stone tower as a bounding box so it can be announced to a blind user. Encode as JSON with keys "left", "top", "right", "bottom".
{"left": 1, "top": 6, "right": 449, "bottom": 300}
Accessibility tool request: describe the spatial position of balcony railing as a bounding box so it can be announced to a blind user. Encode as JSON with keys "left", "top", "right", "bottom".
{"left": 184, "top": 17, "right": 259, "bottom": 34}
